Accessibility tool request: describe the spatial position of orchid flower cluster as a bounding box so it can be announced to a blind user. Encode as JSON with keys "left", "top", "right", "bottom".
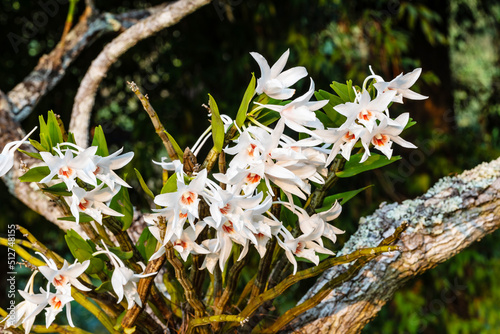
{"left": 0, "top": 50, "right": 427, "bottom": 333}
{"left": 38, "top": 143, "right": 134, "bottom": 224}
{"left": 2, "top": 254, "right": 90, "bottom": 334}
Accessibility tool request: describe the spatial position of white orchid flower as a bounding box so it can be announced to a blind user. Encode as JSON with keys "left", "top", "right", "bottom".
{"left": 360, "top": 113, "right": 417, "bottom": 163}
{"left": 92, "top": 148, "right": 134, "bottom": 190}
{"left": 172, "top": 223, "right": 210, "bottom": 262}
{"left": 293, "top": 201, "right": 344, "bottom": 244}
{"left": 40, "top": 146, "right": 98, "bottom": 190}
{"left": 36, "top": 252, "right": 91, "bottom": 296}
{"left": 66, "top": 184, "right": 123, "bottom": 224}
{"left": 199, "top": 239, "right": 220, "bottom": 274}
{"left": 154, "top": 169, "right": 208, "bottom": 231}
{"left": 1, "top": 271, "right": 39, "bottom": 334}
{"left": 257, "top": 79, "right": 327, "bottom": 136}
{"left": 250, "top": 49, "right": 308, "bottom": 99}
{"left": 277, "top": 227, "right": 335, "bottom": 275}
{"left": 93, "top": 244, "right": 156, "bottom": 309}
{"left": 0, "top": 127, "right": 37, "bottom": 177}
{"left": 335, "top": 90, "right": 398, "bottom": 133}
{"left": 204, "top": 181, "right": 264, "bottom": 228}
{"left": 373, "top": 68, "right": 428, "bottom": 103}
{"left": 19, "top": 288, "right": 75, "bottom": 329}
{"left": 309, "top": 123, "right": 366, "bottom": 165}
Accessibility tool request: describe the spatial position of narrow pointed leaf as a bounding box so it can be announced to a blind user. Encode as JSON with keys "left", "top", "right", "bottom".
{"left": 208, "top": 94, "right": 224, "bottom": 153}
{"left": 29, "top": 139, "right": 46, "bottom": 152}
{"left": 109, "top": 185, "right": 133, "bottom": 230}
{"left": 330, "top": 81, "right": 351, "bottom": 103}
{"left": 236, "top": 73, "right": 256, "bottom": 127}
{"left": 91, "top": 125, "right": 109, "bottom": 156}
{"left": 136, "top": 228, "right": 158, "bottom": 261}
{"left": 134, "top": 168, "right": 155, "bottom": 200}
{"left": 65, "top": 229, "right": 104, "bottom": 275}
{"left": 18, "top": 149, "right": 42, "bottom": 160}
{"left": 41, "top": 182, "right": 72, "bottom": 196}
{"left": 47, "top": 110, "right": 63, "bottom": 147}
{"left": 336, "top": 153, "right": 401, "bottom": 178}
{"left": 19, "top": 166, "right": 50, "bottom": 182}
{"left": 160, "top": 172, "right": 178, "bottom": 194}
{"left": 318, "top": 185, "right": 374, "bottom": 212}
{"left": 165, "top": 131, "right": 184, "bottom": 163}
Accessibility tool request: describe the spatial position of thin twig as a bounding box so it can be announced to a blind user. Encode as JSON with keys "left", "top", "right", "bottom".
{"left": 128, "top": 81, "right": 179, "bottom": 161}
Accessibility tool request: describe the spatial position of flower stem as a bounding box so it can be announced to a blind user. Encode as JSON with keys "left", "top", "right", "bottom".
{"left": 72, "top": 288, "right": 119, "bottom": 334}
{"left": 128, "top": 81, "right": 180, "bottom": 161}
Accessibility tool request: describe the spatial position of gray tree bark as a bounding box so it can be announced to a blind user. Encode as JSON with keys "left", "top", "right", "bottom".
{"left": 285, "top": 157, "right": 500, "bottom": 333}
{"left": 0, "top": 1, "right": 210, "bottom": 230}
{"left": 1, "top": 2, "right": 500, "bottom": 332}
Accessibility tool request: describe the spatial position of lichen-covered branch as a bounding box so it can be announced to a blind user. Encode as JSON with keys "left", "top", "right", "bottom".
{"left": 0, "top": 3, "right": 174, "bottom": 231}
{"left": 286, "top": 157, "right": 500, "bottom": 334}
{"left": 69, "top": 0, "right": 213, "bottom": 146}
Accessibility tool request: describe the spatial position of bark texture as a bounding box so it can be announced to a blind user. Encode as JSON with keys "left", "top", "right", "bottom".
{"left": 69, "top": 0, "right": 212, "bottom": 146}
{"left": 0, "top": 1, "right": 209, "bottom": 230}
{"left": 286, "top": 157, "right": 500, "bottom": 333}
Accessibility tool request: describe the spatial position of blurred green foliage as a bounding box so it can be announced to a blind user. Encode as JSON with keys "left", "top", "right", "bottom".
{"left": 1, "top": 0, "right": 500, "bottom": 332}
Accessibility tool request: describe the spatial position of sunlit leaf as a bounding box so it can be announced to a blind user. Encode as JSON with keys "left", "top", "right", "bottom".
{"left": 19, "top": 166, "right": 50, "bottom": 182}
{"left": 336, "top": 153, "right": 401, "bottom": 178}
{"left": 208, "top": 94, "right": 224, "bottom": 153}
{"left": 91, "top": 125, "right": 109, "bottom": 157}
{"left": 134, "top": 168, "right": 155, "bottom": 200}
{"left": 236, "top": 73, "right": 256, "bottom": 127}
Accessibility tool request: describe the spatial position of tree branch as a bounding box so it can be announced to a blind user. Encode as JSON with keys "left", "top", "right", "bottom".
{"left": 285, "top": 157, "right": 500, "bottom": 333}
{"left": 8, "top": 5, "right": 167, "bottom": 122}
{"left": 0, "top": 2, "right": 196, "bottom": 230}
{"left": 69, "top": 0, "right": 212, "bottom": 146}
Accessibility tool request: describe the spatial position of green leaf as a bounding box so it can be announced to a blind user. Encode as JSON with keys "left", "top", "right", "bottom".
{"left": 236, "top": 73, "right": 256, "bottom": 127}
{"left": 134, "top": 168, "right": 155, "bottom": 200}
{"left": 160, "top": 171, "right": 178, "bottom": 194}
{"left": 29, "top": 139, "right": 46, "bottom": 152}
{"left": 39, "top": 133, "right": 51, "bottom": 153}
{"left": 95, "top": 281, "right": 113, "bottom": 293}
{"left": 38, "top": 114, "right": 49, "bottom": 150}
{"left": 108, "top": 246, "right": 134, "bottom": 261}
{"left": 65, "top": 229, "right": 104, "bottom": 275}
{"left": 405, "top": 117, "right": 417, "bottom": 130}
{"left": 279, "top": 190, "right": 302, "bottom": 228}
{"left": 315, "top": 90, "right": 347, "bottom": 127}
{"left": 314, "top": 109, "right": 334, "bottom": 128}
{"left": 165, "top": 132, "right": 184, "bottom": 163}
{"left": 319, "top": 185, "right": 374, "bottom": 212}
{"left": 109, "top": 186, "right": 133, "bottom": 230}
{"left": 336, "top": 153, "right": 401, "bottom": 178}
{"left": 47, "top": 110, "right": 63, "bottom": 147}
{"left": 67, "top": 132, "right": 76, "bottom": 145}
{"left": 42, "top": 182, "right": 72, "bottom": 196}
{"left": 59, "top": 213, "right": 95, "bottom": 223}
{"left": 19, "top": 166, "right": 50, "bottom": 182}
{"left": 330, "top": 81, "right": 352, "bottom": 103}
{"left": 18, "top": 149, "right": 42, "bottom": 160}
{"left": 256, "top": 110, "right": 280, "bottom": 127}
{"left": 208, "top": 94, "right": 225, "bottom": 153}
{"left": 346, "top": 80, "right": 355, "bottom": 102}
{"left": 136, "top": 227, "right": 158, "bottom": 261}
{"left": 91, "top": 125, "right": 109, "bottom": 157}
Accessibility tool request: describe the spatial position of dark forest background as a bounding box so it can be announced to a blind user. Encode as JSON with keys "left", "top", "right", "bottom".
{"left": 1, "top": 0, "right": 500, "bottom": 332}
